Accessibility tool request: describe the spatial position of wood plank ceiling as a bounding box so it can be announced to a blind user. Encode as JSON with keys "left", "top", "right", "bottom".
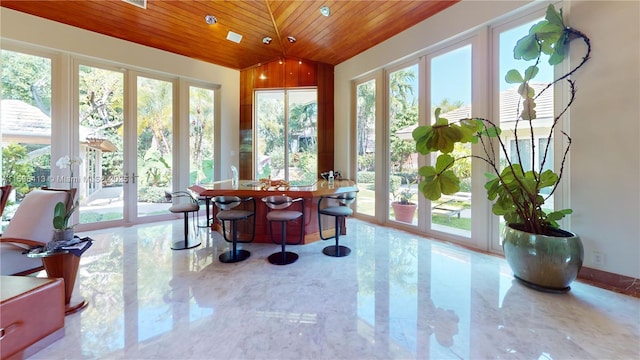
{"left": 1, "top": 0, "right": 459, "bottom": 70}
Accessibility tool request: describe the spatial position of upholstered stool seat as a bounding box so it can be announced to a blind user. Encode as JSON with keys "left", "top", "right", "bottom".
{"left": 262, "top": 196, "right": 304, "bottom": 265}
{"left": 167, "top": 191, "right": 201, "bottom": 250}
{"left": 318, "top": 191, "right": 358, "bottom": 257}
{"left": 213, "top": 196, "right": 255, "bottom": 263}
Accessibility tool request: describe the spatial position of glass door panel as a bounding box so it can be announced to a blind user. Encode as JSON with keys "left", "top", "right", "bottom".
{"left": 1, "top": 50, "right": 52, "bottom": 219}
{"left": 355, "top": 79, "right": 376, "bottom": 216}
{"left": 78, "top": 64, "right": 125, "bottom": 224}
{"left": 495, "top": 18, "right": 552, "bottom": 248}
{"left": 136, "top": 76, "right": 173, "bottom": 218}
{"left": 388, "top": 64, "right": 419, "bottom": 225}
{"left": 429, "top": 45, "right": 472, "bottom": 237}
{"left": 188, "top": 86, "right": 215, "bottom": 185}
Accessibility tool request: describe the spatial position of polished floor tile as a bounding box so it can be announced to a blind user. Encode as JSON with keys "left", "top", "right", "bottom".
{"left": 29, "top": 219, "right": 639, "bottom": 359}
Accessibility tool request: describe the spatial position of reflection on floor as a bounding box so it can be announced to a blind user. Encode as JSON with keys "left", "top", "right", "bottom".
{"left": 29, "top": 219, "right": 639, "bottom": 359}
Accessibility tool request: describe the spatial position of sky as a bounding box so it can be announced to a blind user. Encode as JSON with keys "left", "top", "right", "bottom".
{"left": 410, "top": 18, "right": 553, "bottom": 108}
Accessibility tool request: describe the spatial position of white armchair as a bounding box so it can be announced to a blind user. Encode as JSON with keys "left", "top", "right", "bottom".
{"left": 0, "top": 189, "right": 72, "bottom": 275}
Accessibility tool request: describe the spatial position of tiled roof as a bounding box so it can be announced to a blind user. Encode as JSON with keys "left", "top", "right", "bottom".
{"left": 1, "top": 99, "right": 51, "bottom": 140}
{"left": 1, "top": 99, "right": 115, "bottom": 151}
{"left": 396, "top": 83, "right": 554, "bottom": 139}
{"left": 499, "top": 83, "right": 554, "bottom": 126}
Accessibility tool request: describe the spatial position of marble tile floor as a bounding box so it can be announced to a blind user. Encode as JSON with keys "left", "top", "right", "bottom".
{"left": 29, "top": 219, "right": 639, "bottom": 360}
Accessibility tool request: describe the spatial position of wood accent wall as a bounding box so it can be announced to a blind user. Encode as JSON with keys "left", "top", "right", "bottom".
{"left": 239, "top": 58, "right": 334, "bottom": 180}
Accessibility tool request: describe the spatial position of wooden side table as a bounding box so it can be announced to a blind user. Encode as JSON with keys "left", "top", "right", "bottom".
{"left": 25, "top": 238, "right": 92, "bottom": 315}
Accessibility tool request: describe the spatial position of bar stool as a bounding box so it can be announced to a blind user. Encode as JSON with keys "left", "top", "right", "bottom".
{"left": 213, "top": 196, "right": 256, "bottom": 263}
{"left": 262, "top": 196, "right": 304, "bottom": 265}
{"left": 317, "top": 191, "right": 357, "bottom": 257}
{"left": 166, "top": 191, "right": 201, "bottom": 250}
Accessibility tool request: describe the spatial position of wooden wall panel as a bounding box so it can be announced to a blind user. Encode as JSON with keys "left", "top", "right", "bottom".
{"left": 239, "top": 57, "right": 332, "bottom": 180}
{"left": 239, "top": 70, "right": 254, "bottom": 179}
{"left": 299, "top": 60, "right": 317, "bottom": 87}
{"left": 317, "top": 63, "right": 334, "bottom": 175}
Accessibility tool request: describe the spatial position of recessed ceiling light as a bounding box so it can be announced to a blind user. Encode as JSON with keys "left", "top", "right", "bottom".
{"left": 287, "top": 36, "right": 296, "bottom": 43}
{"left": 320, "top": 6, "right": 331, "bottom": 17}
{"left": 227, "top": 31, "right": 243, "bottom": 43}
{"left": 262, "top": 36, "right": 272, "bottom": 45}
{"left": 204, "top": 15, "right": 217, "bottom": 25}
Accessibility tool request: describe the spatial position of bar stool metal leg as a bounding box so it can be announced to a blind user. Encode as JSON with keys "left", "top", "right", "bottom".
{"left": 172, "top": 211, "right": 201, "bottom": 250}
{"left": 219, "top": 219, "right": 251, "bottom": 263}
{"left": 198, "top": 196, "right": 213, "bottom": 228}
{"left": 322, "top": 215, "right": 351, "bottom": 257}
{"left": 267, "top": 221, "right": 299, "bottom": 265}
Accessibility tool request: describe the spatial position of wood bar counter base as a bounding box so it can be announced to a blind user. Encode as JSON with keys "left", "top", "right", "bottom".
{"left": 196, "top": 179, "right": 358, "bottom": 245}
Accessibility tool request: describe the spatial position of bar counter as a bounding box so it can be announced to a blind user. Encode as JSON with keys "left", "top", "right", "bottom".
{"left": 194, "top": 179, "right": 358, "bottom": 245}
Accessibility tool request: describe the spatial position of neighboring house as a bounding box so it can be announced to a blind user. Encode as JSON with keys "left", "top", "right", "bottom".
{"left": 396, "top": 83, "right": 554, "bottom": 171}
{"left": 1, "top": 99, "right": 116, "bottom": 201}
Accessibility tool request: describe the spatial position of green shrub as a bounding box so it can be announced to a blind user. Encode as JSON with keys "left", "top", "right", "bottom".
{"left": 389, "top": 175, "right": 402, "bottom": 195}
{"left": 138, "top": 186, "right": 168, "bottom": 203}
{"left": 357, "top": 171, "right": 375, "bottom": 183}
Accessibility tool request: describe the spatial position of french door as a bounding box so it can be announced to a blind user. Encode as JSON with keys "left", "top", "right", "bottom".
{"left": 76, "top": 66, "right": 176, "bottom": 228}
{"left": 132, "top": 75, "right": 174, "bottom": 220}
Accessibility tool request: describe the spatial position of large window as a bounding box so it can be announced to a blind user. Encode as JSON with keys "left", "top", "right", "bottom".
{"left": 188, "top": 85, "right": 215, "bottom": 185}
{"left": 494, "top": 17, "right": 553, "bottom": 249}
{"left": 255, "top": 89, "right": 317, "bottom": 185}
{"left": 429, "top": 44, "right": 472, "bottom": 237}
{"left": 2, "top": 44, "right": 219, "bottom": 230}
{"left": 355, "top": 79, "right": 376, "bottom": 217}
{"left": 351, "top": 7, "right": 556, "bottom": 251}
{"left": 388, "top": 63, "right": 419, "bottom": 225}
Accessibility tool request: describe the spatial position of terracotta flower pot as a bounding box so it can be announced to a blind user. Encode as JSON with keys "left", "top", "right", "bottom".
{"left": 392, "top": 202, "right": 417, "bottom": 224}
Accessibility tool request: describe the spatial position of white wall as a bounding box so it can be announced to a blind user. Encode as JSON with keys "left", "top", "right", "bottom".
{"left": 567, "top": 0, "right": 640, "bottom": 279}
{"left": 0, "top": 7, "right": 240, "bottom": 176}
{"left": 335, "top": 0, "right": 640, "bottom": 278}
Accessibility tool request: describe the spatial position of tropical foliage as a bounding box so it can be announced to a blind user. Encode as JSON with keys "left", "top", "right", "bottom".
{"left": 413, "top": 5, "right": 591, "bottom": 235}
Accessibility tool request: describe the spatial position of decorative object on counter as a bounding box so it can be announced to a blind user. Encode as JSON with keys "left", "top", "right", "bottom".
{"left": 412, "top": 4, "right": 590, "bottom": 292}
{"left": 320, "top": 170, "right": 342, "bottom": 181}
{"left": 259, "top": 177, "right": 290, "bottom": 191}
{"left": 231, "top": 165, "right": 239, "bottom": 188}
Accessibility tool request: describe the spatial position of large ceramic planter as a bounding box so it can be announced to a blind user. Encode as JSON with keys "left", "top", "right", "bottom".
{"left": 392, "top": 202, "right": 417, "bottom": 223}
{"left": 503, "top": 224, "right": 584, "bottom": 292}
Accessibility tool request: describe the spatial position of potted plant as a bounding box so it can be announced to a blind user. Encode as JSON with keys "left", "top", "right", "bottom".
{"left": 412, "top": 4, "right": 591, "bottom": 292}
{"left": 391, "top": 177, "right": 417, "bottom": 223}
{"left": 52, "top": 156, "right": 81, "bottom": 243}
